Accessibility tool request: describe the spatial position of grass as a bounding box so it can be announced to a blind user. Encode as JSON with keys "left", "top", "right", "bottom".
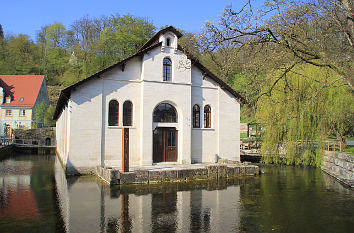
{"left": 240, "top": 133, "right": 248, "bottom": 138}
{"left": 343, "top": 145, "right": 354, "bottom": 155}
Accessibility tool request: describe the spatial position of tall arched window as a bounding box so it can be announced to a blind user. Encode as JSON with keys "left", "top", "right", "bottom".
{"left": 204, "top": 105, "right": 211, "bottom": 128}
{"left": 123, "top": 101, "right": 133, "bottom": 126}
{"left": 108, "top": 100, "right": 119, "bottom": 126}
{"left": 193, "top": 104, "right": 200, "bottom": 128}
{"left": 163, "top": 58, "right": 172, "bottom": 81}
{"left": 153, "top": 103, "right": 177, "bottom": 123}
{"left": 166, "top": 37, "right": 171, "bottom": 47}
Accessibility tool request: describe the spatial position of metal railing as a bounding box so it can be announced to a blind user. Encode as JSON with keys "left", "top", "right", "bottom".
{"left": 0, "top": 136, "right": 14, "bottom": 148}
{"left": 13, "top": 138, "right": 55, "bottom": 147}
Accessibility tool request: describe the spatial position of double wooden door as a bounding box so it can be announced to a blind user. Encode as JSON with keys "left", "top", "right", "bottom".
{"left": 153, "top": 128, "right": 178, "bottom": 163}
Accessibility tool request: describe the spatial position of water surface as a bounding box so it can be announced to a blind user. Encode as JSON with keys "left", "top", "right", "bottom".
{"left": 0, "top": 154, "right": 353, "bottom": 233}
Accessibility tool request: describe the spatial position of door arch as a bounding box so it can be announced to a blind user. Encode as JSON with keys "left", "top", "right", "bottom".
{"left": 152, "top": 103, "right": 178, "bottom": 163}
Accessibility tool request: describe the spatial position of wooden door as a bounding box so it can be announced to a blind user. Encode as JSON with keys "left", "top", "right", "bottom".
{"left": 165, "top": 129, "right": 177, "bottom": 162}
{"left": 153, "top": 128, "right": 177, "bottom": 163}
{"left": 122, "top": 128, "right": 129, "bottom": 172}
{"left": 153, "top": 128, "right": 163, "bottom": 163}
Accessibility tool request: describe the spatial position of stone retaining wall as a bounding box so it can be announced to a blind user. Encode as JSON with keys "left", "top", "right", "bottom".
{"left": 322, "top": 151, "right": 354, "bottom": 188}
{"left": 96, "top": 164, "right": 259, "bottom": 185}
{"left": 13, "top": 127, "right": 56, "bottom": 146}
{"left": 0, "top": 145, "right": 14, "bottom": 161}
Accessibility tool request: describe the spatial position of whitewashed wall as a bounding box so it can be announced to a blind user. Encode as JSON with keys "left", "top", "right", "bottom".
{"left": 56, "top": 105, "right": 69, "bottom": 167}
{"left": 55, "top": 31, "right": 241, "bottom": 174}
{"left": 101, "top": 57, "right": 142, "bottom": 167}
{"left": 218, "top": 88, "right": 240, "bottom": 161}
{"left": 140, "top": 45, "right": 192, "bottom": 165}
{"left": 68, "top": 79, "right": 103, "bottom": 173}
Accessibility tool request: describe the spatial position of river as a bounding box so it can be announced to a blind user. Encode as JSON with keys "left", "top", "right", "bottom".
{"left": 0, "top": 154, "right": 353, "bottom": 233}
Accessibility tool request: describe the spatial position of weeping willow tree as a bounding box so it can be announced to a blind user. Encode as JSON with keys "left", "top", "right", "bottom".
{"left": 257, "top": 65, "right": 353, "bottom": 166}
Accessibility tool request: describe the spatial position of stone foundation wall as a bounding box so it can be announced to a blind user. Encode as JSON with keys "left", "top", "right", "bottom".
{"left": 13, "top": 127, "right": 56, "bottom": 146}
{"left": 0, "top": 145, "right": 14, "bottom": 161}
{"left": 96, "top": 164, "right": 259, "bottom": 186}
{"left": 322, "top": 151, "right": 354, "bottom": 188}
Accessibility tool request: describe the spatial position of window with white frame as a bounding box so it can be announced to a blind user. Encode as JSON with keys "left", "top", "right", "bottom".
{"left": 123, "top": 101, "right": 133, "bottom": 126}
{"left": 19, "top": 109, "right": 26, "bottom": 117}
{"left": 163, "top": 57, "right": 172, "bottom": 81}
{"left": 108, "top": 100, "right": 119, "bottom": 126}
{"left": 5, "top": 110, "right": 12, "bottom": 117}
{"left": 204, "top": 105, "right": 211, "bottom": 128}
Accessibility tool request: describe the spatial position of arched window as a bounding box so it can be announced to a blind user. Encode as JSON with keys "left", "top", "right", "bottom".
{"left": 166, "top": 37, "right": 171, "bottom": 47}
{"left": 123, "top": 101, "right": 133, "bottom": 126}
{"left": 108, "top": 100, "right": 119, "bottom": 126}
{"left": 163, "top": 58, "right": 172, "bottom": 81}
{"left": 153, "top": 103, "right": 177, "bottom": 123}
{"left": 193, "top": 104, "right": 200, "bottom": 128}
{"left": 204, "top": 105, "right": 211, "bottom": 128}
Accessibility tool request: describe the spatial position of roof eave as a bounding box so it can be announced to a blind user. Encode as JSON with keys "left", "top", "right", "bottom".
{"left": 53, "top": 42, "right": 162, "bottom": 120}
{"left": 177, "top": 45, "right": 246, "bottom": 104}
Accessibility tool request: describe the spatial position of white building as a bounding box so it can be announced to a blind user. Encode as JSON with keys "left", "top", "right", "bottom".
{"left": 54, "top": 26, "right": 244, "bottom": 175}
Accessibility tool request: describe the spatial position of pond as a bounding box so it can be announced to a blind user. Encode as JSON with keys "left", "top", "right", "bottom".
{"left": 0, "top": 154, "right": 353, "bottom": 233}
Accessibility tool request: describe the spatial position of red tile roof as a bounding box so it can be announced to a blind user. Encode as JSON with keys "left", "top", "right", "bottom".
{"left": 0, "top": 75, "right": 45, "bottom": 107}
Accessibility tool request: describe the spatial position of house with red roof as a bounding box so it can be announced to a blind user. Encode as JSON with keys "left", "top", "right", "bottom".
{"left": 0, "top": 75, "right": 49, "bottom": 134}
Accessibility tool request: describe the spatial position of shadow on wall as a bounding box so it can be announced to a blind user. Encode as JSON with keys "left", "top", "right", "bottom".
{"left": 63, "top": 156, "right": 82, "bottom": 176}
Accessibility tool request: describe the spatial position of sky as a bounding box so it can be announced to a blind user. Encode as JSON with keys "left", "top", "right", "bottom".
{"left": 0, "top": 0, "right": 262, "bottom": 41}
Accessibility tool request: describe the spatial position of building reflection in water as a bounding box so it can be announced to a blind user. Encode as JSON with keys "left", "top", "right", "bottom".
{"left": 54, "top": 157, "right": 241, "bottom": 233}
{"left": 0, "top": 160, "right": 40, "bottom": 221}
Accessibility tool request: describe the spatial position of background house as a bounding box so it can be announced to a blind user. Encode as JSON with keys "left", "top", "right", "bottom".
{"left": 0, "top": 75, "right": 49, "bottom": 136}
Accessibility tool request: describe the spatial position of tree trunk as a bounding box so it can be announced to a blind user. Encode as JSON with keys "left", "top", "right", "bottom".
{"left": 334, "top": 126, "right": 347, "bottom": 150}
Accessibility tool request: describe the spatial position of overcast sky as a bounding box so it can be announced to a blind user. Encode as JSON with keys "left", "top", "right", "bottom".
{"left": 0, "top": 0, "right": 263, "bottom": 41}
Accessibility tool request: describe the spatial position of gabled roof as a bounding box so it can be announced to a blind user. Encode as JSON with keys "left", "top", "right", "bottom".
{"left": 53, "top": 42, "right": 162, "bottom": 120}
{"left": 0, "top": 75, "right": 45, "bottom": 107}
{"left": 136, "top": 26, "right": 183, "bottom": 53}
{"left": 53, "top": 26, "right": 245, "bottom": 120}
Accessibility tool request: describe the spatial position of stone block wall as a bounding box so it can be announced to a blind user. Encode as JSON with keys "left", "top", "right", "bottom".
{"left": 13, "top": 127, "right": 56, "bottom": 146}
{"left": 322, "top": 151, "right": 354, "bottom": 188}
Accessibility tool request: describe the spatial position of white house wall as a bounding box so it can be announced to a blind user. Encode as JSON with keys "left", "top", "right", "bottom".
{"left": 55, "top": 32, "right": 241, "bottom": 173}
{"left": 218, "top": 88, "right": 240, "bottom": 161}
{"left": 56, "top": 105, "right": 69, "bottom": 167}
{"left": 191, "top": 67, "right": 220, "bottom": 163}
{"left": 102, "top": 58, "right": 142, "bottom": 167}
{"left": 140, "top": 46, "right": 192, "bottom": 165}
{"left": 68, "top": 79, "right": 103, "bottom": 173}
{"left": 140, "top": 81, "right": 192, "bottom": 165}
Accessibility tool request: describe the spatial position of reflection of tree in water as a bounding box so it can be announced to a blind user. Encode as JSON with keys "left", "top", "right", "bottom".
{"left": 152, "top": 192, "right": 177, "bottom": 233}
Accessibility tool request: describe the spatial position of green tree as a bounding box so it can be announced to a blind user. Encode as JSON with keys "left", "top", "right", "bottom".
{"left": 7, "top": 34, "right": 40, "bottom": 74}
{"left": 98, "top": 14, "right": 155, "bottom": 69}
{"left": 44, "top": 105, "right": 56, "bottom": 127}
{"left": 36, "top": 23, "right": 70, "bottom": 85}
{"left": 0, "top": 24, "right": 4, "bottom": 40}
{"left": 201, "top": 0, "right": 353, "bottom": 92}
{"left": 70, "top": 15, "right": 106, "bottom": 78}
{"left": 200, "top": 0, "right": 353, "bottom": 165}
{"left": 34, "top": 101, "right": 49, "bottom": 127}
{"left": 257, "top": 65, "right": 353, "bottom": 166}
